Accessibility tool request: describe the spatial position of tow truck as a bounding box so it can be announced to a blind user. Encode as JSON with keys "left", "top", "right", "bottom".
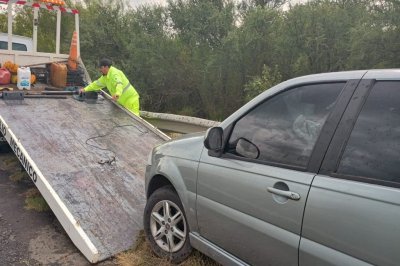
{"left": 0, "top": 0, "right": 169, "bottom": 262}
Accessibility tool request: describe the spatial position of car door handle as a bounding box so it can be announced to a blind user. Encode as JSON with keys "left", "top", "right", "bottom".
{"left": 267, "top": 187, "right": 301, "bottom": 201}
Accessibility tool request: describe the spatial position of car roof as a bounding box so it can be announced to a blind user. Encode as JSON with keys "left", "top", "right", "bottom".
{"left": 269, "top": 69, "right": 400, "bottom": 92}
{"left": 254, "top": 69, "right": 400, "bottom": 103}
{"left": 220, "top": 69, "right": 400, "bottom": 127}
{"left": 363, "top": 69, "right": 400, "bottom": 80}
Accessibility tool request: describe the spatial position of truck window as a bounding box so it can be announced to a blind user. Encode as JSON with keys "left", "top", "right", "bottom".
{"left": 337, "top": 81, "right": 400, "bottom": 186}
{"left": 0, "top": 41, "right": 28, "bottom": 51}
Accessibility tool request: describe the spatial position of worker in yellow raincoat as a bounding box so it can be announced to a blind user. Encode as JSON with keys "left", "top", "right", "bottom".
{"left": 81, "top": 58, "right": 140, "bottom": 116}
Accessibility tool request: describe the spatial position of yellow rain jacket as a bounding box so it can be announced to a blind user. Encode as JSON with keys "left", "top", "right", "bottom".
{"left": 84, "top": 66, "right": 140, "bottom": 116}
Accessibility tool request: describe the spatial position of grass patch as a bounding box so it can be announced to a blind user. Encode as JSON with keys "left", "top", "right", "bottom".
{"left": 166, "top": 132, "right": 183, "bottom": 139}
{"left": 162, "top": 131, "right": 183, "bottom": 139}
{"left": 4, "top": 156, "right": 18, "bottom": 165}
{"left": 24, "top": 188, "right": 50, "bottom": 212}
{"left": 9, "top": 171, "right": 29, "bottom": 182}
{"left": 116, "top": 231, "right": 219, "bottom": 266}
{"left": 0, "top": 156, "right": 20, "bottom": 171}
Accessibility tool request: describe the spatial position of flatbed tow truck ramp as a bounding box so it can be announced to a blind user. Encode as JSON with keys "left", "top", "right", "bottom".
{"left": 0, "top": 95, "right": 168, "bottom": 262}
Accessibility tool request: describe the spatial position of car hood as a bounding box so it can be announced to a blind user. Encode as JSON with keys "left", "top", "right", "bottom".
{"left": 154, "top": 132, "right": 205, "bottom": 161}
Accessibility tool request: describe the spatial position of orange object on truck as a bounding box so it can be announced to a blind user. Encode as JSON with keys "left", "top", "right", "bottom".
{"left": 0, "top": 68, "right": 11, "bottom": 84}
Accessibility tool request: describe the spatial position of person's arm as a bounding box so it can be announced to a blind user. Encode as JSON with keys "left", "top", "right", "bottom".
{"left": 84, "top": 76, "right": 106, "bottom": 92}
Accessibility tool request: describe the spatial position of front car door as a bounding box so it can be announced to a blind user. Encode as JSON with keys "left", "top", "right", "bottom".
{"left": 300, "top": 74, "right": 400, "bottom": 265}
{"left": 196, "top": 80, "right": 354, "bottom": 265}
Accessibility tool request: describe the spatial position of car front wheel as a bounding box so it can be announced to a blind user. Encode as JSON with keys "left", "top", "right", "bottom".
{"left": 144, "top": 186, "right": 192, "bottom": 263}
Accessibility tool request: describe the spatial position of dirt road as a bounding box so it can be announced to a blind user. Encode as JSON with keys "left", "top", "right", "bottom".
{"left": 0, "top": 151, "right": 116, "bottom": 266}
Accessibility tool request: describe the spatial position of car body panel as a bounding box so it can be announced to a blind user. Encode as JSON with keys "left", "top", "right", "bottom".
{"left": 145, "top": 133, "right": 205, "bottom": 232}
{"left": 190, "top": 233, "right": 249, "bottom": 266}
{"left": 299, "top": 238, "right": 373, "bottom": 266}
{"left": 151, "top": 132, "right": 205, "bottom": 161}
{"left": 301, "top": 176, "right": 400, "bottom": 266}
{"left": 197, "top": 150, "right": 314, "bottom": 265}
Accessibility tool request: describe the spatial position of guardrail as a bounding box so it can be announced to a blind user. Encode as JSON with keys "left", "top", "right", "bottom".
{"left": 140, "top": 111, "right": 220, "bottom": 134}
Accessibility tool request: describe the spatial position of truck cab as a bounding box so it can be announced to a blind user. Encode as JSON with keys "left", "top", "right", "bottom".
{"left": 0, "top": 33, "right": 33, "bottom": 52}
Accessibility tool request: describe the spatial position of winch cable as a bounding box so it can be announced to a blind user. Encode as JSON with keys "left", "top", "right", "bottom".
{"left": 85, "top": 124, "right": 149, "bottom": 165}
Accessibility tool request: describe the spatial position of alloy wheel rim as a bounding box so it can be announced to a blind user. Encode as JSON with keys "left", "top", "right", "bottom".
{"left": 150, "top": 200, "right": 187, "bottom": 252}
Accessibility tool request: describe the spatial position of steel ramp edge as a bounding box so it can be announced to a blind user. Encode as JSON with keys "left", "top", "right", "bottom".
{"left": 0, "top": 115, "right": 99, "bottom": 262}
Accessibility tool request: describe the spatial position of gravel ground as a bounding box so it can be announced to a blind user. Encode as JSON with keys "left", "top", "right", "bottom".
{"left": 0, "top": 150, "right": 117, "bottom": 266}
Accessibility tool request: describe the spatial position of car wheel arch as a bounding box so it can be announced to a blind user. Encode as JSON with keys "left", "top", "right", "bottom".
{"left": 147, "top": 174, "right": 175, "bottom": 199}
{"left": 147, "top": 174, "right": 188, "bottom": 205}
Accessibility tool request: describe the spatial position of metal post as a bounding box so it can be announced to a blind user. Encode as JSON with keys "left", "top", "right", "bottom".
{"left": 33, "top": 7, "right": 39, "bottom": 53}
{"left": 7, "top": 2, "right": 12, "bottom": 51}
{"left": 56, "top": 10, "right": 61, "bottom": 54}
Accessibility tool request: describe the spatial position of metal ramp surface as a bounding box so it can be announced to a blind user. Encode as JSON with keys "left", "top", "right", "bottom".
{"left": 0, "top": 96, "right": 167, "bottom": 262}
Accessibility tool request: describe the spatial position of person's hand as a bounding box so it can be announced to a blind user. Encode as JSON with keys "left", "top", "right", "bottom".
{"left": 79, "top": 88, "right": 85, "bottom": 95}
{"left": 112, "top": 94, "right": 120, "bottom": 101}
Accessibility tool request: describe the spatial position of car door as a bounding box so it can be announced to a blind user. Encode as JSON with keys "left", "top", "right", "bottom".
{"left": 196, "top": 81, "right": 352, "bottom": 265}
{"left": 300, "top": 79, "right": 400, "bottom": 266}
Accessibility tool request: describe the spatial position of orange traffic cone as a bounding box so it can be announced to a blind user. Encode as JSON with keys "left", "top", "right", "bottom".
{"left": 68, "top": 31, "right": 78, "bottom": 71}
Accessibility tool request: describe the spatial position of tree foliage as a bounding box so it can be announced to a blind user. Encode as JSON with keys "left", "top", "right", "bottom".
{"left": 2, "top": 0, "right": 399, "bottom": 120}
{"left": 244, "top": 64, "right": 282, "bottom": 102}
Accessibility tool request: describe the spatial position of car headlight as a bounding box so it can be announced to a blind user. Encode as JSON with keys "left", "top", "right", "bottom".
{"left": 147, "top": 151, "right": 153, "bottom": 166}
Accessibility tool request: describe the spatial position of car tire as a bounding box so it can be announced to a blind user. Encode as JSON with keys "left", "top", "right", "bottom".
{"left": 144, "top": 186, "right": 192, "bottom": 264}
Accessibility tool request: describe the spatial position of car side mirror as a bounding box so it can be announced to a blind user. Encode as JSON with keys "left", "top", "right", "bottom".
{"left": 236, "top": 138, "right": 259, "bottom": 159}
{"left": 204, "top": 127, "right": 223, "bottom": 154}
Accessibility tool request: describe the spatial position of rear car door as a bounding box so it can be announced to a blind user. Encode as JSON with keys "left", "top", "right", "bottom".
{"left": 196, "top": 81, "right": 356, "bottom": 265}
{"left": 300, "top": 78, "right": 400, "bottom": 266}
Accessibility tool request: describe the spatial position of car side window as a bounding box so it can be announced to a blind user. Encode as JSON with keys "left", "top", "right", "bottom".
{"left": 227, "top": 83, "right": 344, "bottom": 168}
{"left": 337, "top": 81, "right": 400, "bottom": 185}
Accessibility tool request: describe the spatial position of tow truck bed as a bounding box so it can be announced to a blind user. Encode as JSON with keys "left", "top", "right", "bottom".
{"left": 0, "top": 95, "right": 167, "bottom": 262}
